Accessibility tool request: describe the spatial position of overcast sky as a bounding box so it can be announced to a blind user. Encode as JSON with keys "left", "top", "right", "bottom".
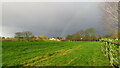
{"left": 2, "top": 0, "right": 119, "bottom": 2}
{"left": 2, "top": 2, "right": 105, "bottom": 38}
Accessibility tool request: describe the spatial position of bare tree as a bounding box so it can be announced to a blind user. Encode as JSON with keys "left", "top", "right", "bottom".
{"left": 22, "top": 31, "right": 32, "bottom": 38}
{"left": 100, "top": 1, "right": 119, "bottom": 38}
{"left": 23, "top": 31, "right": 32, "bottom": 41}
{"left": 15, "top": 31, "right": 32, "bottom": 41}
{"left": 66, "top": 28, "right": 96, "bottom": 41}
{"left": 15, "top": 32, "right": 23, "bottom": 41}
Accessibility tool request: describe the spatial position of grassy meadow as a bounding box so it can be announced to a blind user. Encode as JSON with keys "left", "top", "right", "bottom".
{"left": 2, "top": 40, "right": 110, "bottom": 66}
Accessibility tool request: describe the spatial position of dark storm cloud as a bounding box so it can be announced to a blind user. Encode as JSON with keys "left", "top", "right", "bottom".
{"left": 2, "top": 2, "right": 102, "bottom": 37}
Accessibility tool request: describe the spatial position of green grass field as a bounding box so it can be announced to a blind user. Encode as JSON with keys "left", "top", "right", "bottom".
{"left": 2, "top": 40, "right": 110, "bottom": 66}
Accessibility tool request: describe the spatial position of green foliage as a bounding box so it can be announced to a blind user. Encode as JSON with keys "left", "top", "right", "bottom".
{"left": 100, "top": 38, "right": 120, "bottom": 42}
{"left": 100, "top": 38, "right": 119, "bottom": 67}
{"left": 2, "top": 41, "right": 109, "bottom": 66}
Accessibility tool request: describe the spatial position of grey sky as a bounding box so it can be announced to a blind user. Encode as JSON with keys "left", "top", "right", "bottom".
{"left": 2, "top": 2, "right": 103, "bottom": 38}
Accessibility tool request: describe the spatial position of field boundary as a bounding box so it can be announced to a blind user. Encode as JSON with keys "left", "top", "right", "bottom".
{"left": 100, "top": 38, "right": 120, "bottom": 68}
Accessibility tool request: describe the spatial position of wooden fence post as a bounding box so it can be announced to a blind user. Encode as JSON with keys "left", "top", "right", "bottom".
{"left": 100, "top": 39, "right": 119, "bottom": 68}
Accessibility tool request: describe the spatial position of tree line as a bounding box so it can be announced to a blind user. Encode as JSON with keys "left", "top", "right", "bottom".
{"left": 14, "top": 31, "right": 47, "bottom": 41}
{"left": 65, "top": 27, "right": 118, "bottom": 41}
{"left": 66, "top": 28, "right": 98, "bottom": 41}
{"left": 10, "top": 27, "right": 118, "bottom": 41}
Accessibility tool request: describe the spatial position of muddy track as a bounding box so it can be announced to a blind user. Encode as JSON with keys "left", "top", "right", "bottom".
{"left": 21, "top": 48, "right": 73, "bottom": 66}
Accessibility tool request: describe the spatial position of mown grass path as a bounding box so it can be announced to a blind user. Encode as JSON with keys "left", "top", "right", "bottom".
{"left": 2, "top": 41, "right": 110, "bottom": 66}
